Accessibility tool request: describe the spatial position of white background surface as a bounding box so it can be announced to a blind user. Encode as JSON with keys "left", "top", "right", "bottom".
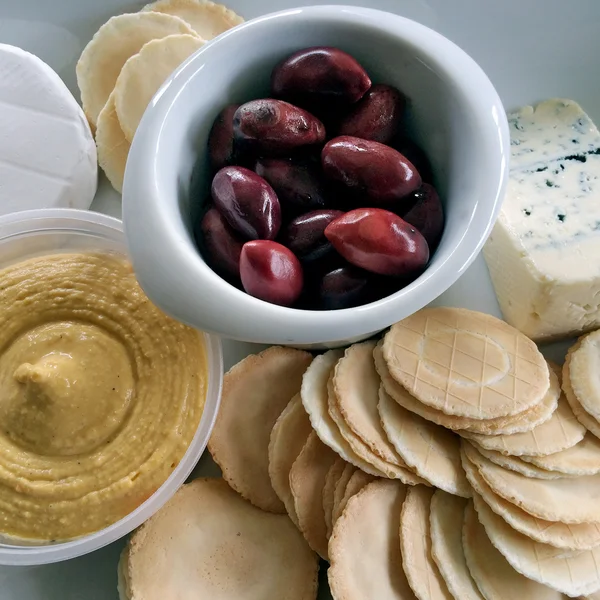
{"left": 0, "top": 0, "right": 599, "bottom": 597}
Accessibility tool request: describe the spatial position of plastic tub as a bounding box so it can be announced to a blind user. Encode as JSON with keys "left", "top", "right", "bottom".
{"left": 0, "top": 208, "right": 223, "bottom": 565}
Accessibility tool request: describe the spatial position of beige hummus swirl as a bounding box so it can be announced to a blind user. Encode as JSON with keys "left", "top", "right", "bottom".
{"left": 0, "top": 252, "right": 207, "bottom": 541}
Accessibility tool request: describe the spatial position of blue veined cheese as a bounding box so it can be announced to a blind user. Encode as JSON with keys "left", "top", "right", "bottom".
{"left": 483, "top": 98, "right": 600, "bottom": 341}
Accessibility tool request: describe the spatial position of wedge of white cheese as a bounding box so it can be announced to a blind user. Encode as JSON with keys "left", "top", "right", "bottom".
{"left": 0, "top": 44, "right": 97, "bottom": 215}
{"left": 483, "top": 98, "right": 600, "bottom": 341}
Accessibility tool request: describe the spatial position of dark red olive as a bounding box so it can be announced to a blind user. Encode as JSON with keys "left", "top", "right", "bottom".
{"left": 197, "top": 207, "right": 244, "bottom": 280}
{"left": 337, "top": 84, "right": 405, "bottom": 144}
{"left": 211, "top": 166, "right": 281, "bottom": 240}
{"left": 271, "top": 47, "right": 371, "bottom": 104}
{"left": 207, "top": 104, "right": 240, "bottom": 171}
{"left": 255, "top": 158, "right": 328, "bottom": 215}
{"left": 318, "top": 266, "right": 369, "bottom": 309}
{"left": 233, "top": 99, "right": 325, "bottom": 156}
{"left": 240, "top": 240, "right": 304, "bottom": 307}
{"left": 321, "top": 136, "right": 421, "bottom": 203}
{"left": 282, "top": 209, "right": 344, "bottom": 262}
{"left": 324, "top": 208, "right": 429, "bottom": 276}
{"left": 391, "top": 137, "right": 434, "bottom": 184}
{"left": 401, "top": 184, "right": 444, "bottom": 248}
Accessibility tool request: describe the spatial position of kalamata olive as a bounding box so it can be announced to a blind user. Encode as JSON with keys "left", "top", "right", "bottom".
{"left": 271, "top": 47, "right": 371, "bottom": 104}
{"left": 324, "top": 208, "right": 429, "bottom": 276}
{"left": 207, "top": 104, "right": 240, "bottom": 171}
{"left": 233, "top": 99, "right": 325, "bottom": 156}
{"left": 337, "top": 84, "right": 405, "bottom": 144}
{"left": 391, "top": 137, "right": 434, "bottom": 184}
{"left": 401, "top": 183, "right": 444, "bottom": 248}
{"left": 318, "top": 266, "right": 369, "bottom": 309}
{"left": 197, "top": 207, "right": 244, "bottom": 280}
{"left": 255, "top": 158, "right": 329, "bottom": 215}
{"left": 211, "top": 166, "right": 281, "bottom": 240}
{"left": 240, "top": 240, "right": 304, "bottom": 306}
{"left": 282, "top": 209, "right": 344, "bottom": 262}
{"left": 321, "top": 136, "right": 422, "bottom": 203}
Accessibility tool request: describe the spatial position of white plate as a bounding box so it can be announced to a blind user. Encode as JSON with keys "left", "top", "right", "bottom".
{"left": 1, "top": 0, "right": 599, "bottom": 597}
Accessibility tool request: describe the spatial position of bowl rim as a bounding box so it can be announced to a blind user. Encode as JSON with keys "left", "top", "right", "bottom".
{"left": 0, "top": 208, "right": 223, "bottom": 565}
{"left": 123, "top": 4, "right": 509, "bottom": 345}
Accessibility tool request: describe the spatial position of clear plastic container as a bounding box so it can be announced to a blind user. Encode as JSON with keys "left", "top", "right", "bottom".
{"left": 0, "top": 208, "right": 223, "bottom": 565}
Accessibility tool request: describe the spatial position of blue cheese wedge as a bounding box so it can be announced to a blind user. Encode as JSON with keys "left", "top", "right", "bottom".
{"left": 483, "top": 98, "right": 600, "bottom": 341}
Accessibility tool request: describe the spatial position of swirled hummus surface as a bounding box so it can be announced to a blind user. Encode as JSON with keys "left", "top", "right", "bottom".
{"left": 0, "top": 252, "right": 207, "bottom": 541}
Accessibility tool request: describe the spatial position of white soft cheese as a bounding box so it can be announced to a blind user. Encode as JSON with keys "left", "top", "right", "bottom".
{"left": 0, "top": 44, "right": 97, "bottom": 215}
{"left": 483, "top": 98, "right": 600, "bottom": 341}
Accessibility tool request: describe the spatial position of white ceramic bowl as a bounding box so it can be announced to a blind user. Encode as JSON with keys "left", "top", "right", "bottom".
{"left": 0, "top": 209, "right": 222, "bottom": 565}
{"left": 123, "top": 5, "right": 509, "bottom": 348}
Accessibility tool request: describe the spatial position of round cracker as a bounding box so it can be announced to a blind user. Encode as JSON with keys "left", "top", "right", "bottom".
{"left": 142, "top": 0, "right": 244, "bottom": 39}
{"left": 474, "top": 445, "right": 564, "bottom": 480}
{"left": 462, "top": 501, "right": 563, "bottom": 600}
{"left": 429, "top": 491, "right": 484, "bottom": 600}
{"left": 95, "top": 92, "right": 130, "bottom": 193}
{"left": 328, "top": 374, "right": 426, "bottom": 484}
{"left": 115, "top": 34, "right": 205, "bottom": 142}
{"left": 379, "top": 385, "right": 470, "bottom": 497}
{"left": 331, "top": 463, "right": 356, "bottom": 528}
{"left": 383, "top": 307, "right": 549, "bottom": 419}
{"left": 329, "top": 480, "right": 414, "bottom": 600}
{"left": 268, "top": 393, "right": 313, "bottom": 526}
{"left": 463, "top": 441, "right": 600, "bottom": 524}
{"left": 208, "top": 346, "right": 313, "bottom": 513}
{"left": 334, "top": 469, "right": 377, "bottom": 526}
{"left": 374, "top": 343, "right": 555, "bottom": 435}
{"left": 569, "top": 330, "right": 600, "bottom": 422}
{"left": 301, "top": 350, "right": 381, "bottom": 476}
{"left": 461, "top": 446, "right": 600, "bottom": 551}
{"left": 473, "top": 490, "right": 600, "bottom": 597}
{"left": 522, "top": 432, "right": 600, "bottom": 476}
{"left": 323, "top": 457, "right": 347, "bottom": 539}
{"left": 124, "top": 478, "right": 318, "bottom": 600}
{"left": 400, "top": 486, "right": 453, "bottom": 600}
{"left": 77, "top": 12, "right": 196, "bottom": 127}
{"left": 289, "top": 431, "right": 337, "bottom": 560}
{"left": 334, "top": 341, "right": 406, "bottom": 466}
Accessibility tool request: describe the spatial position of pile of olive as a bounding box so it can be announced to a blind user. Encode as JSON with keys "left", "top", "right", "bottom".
{"left": 194, "top": 46, "right": 444, "bottom": 309}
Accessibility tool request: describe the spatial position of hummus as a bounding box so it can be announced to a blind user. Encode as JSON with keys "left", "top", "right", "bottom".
{"left": 0, "top": 252, "right": 207, "bottom": 541}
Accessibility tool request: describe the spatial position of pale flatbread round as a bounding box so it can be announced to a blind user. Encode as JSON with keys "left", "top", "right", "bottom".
{"left": 124, "top": 478, "right": 319, "bottom": 600}
{"left": 463, "top": 441, "right": 600, "bottom": 524}
{"left": 474, "top": 445, "right": 563, "bottom": 479}
{"left": 400, "top": 486, "right": 454, "bottom": 600}
{"left": 379, "top": 385, "right": 470, "bottom": 497}
{"left": 328, "top": 374, "right": 426, "bottom": 484}
{"left": 334, "top": 469, "right": 377, "bottom": 526}
{"left": 329, "top": 480, "right": 415, "bottom": 600}
{"left": 461, "top": 364, "right": 583, "bottom": 456}
{"left": 462, "top": 501, "right": 563, "bottom": 600}
{"left": 569, "top": 330, "right": 600, "bottom": 422}
{"left": 383, "top": 307, "right": 549, "bottom": 419}
{"left": 331, "top": 463, "right": 357, "bottom": 528}
{"left": 374, "top": 343, "right": 555, "bottom": 435}
{"left": 142, "top": 0, "right": 244, "bottom": 39}
{"left": 301, "top": 350, "right": 381, "bottom": 476}
{"left": 208, "top": 346, "right": 313, "bottom": 513}
{"left": 429, "top": 491, "right": 484, "bottom": 600}
{"left": 115, "top": 34, "right": 205, "bottom": 142}
{"left": 95, "top": 92, "right": 130, "bottom": 193}
{"left": 289, "top": 432, "right": 337, "bottom": 560}
{"left": 473, "top": 490, "right": 600, "bottom": 597}
{"left": 522, "top": 432, "right": 600, "bottom": 476}
{"left": 268, "top": 393, "right": 313, "bottom": 526}
{"left": 461, "top": 445, "right": 600, "bottom": 551}
{"left": 323, "top": 457, "right": 347, "bottom": 539}
{"left": 77, "top": 12, "right": 196, "bottom": 127}
{"left": 334, "top": 341, "right": 406, "bottom": 466}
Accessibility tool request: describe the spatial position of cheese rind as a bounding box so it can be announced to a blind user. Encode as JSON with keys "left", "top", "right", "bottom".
{"left": 483, "top": 99, "right": 600, "bottom": 341}
{"left": 0, "top": 44, "right": 97, "bottom": 214}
